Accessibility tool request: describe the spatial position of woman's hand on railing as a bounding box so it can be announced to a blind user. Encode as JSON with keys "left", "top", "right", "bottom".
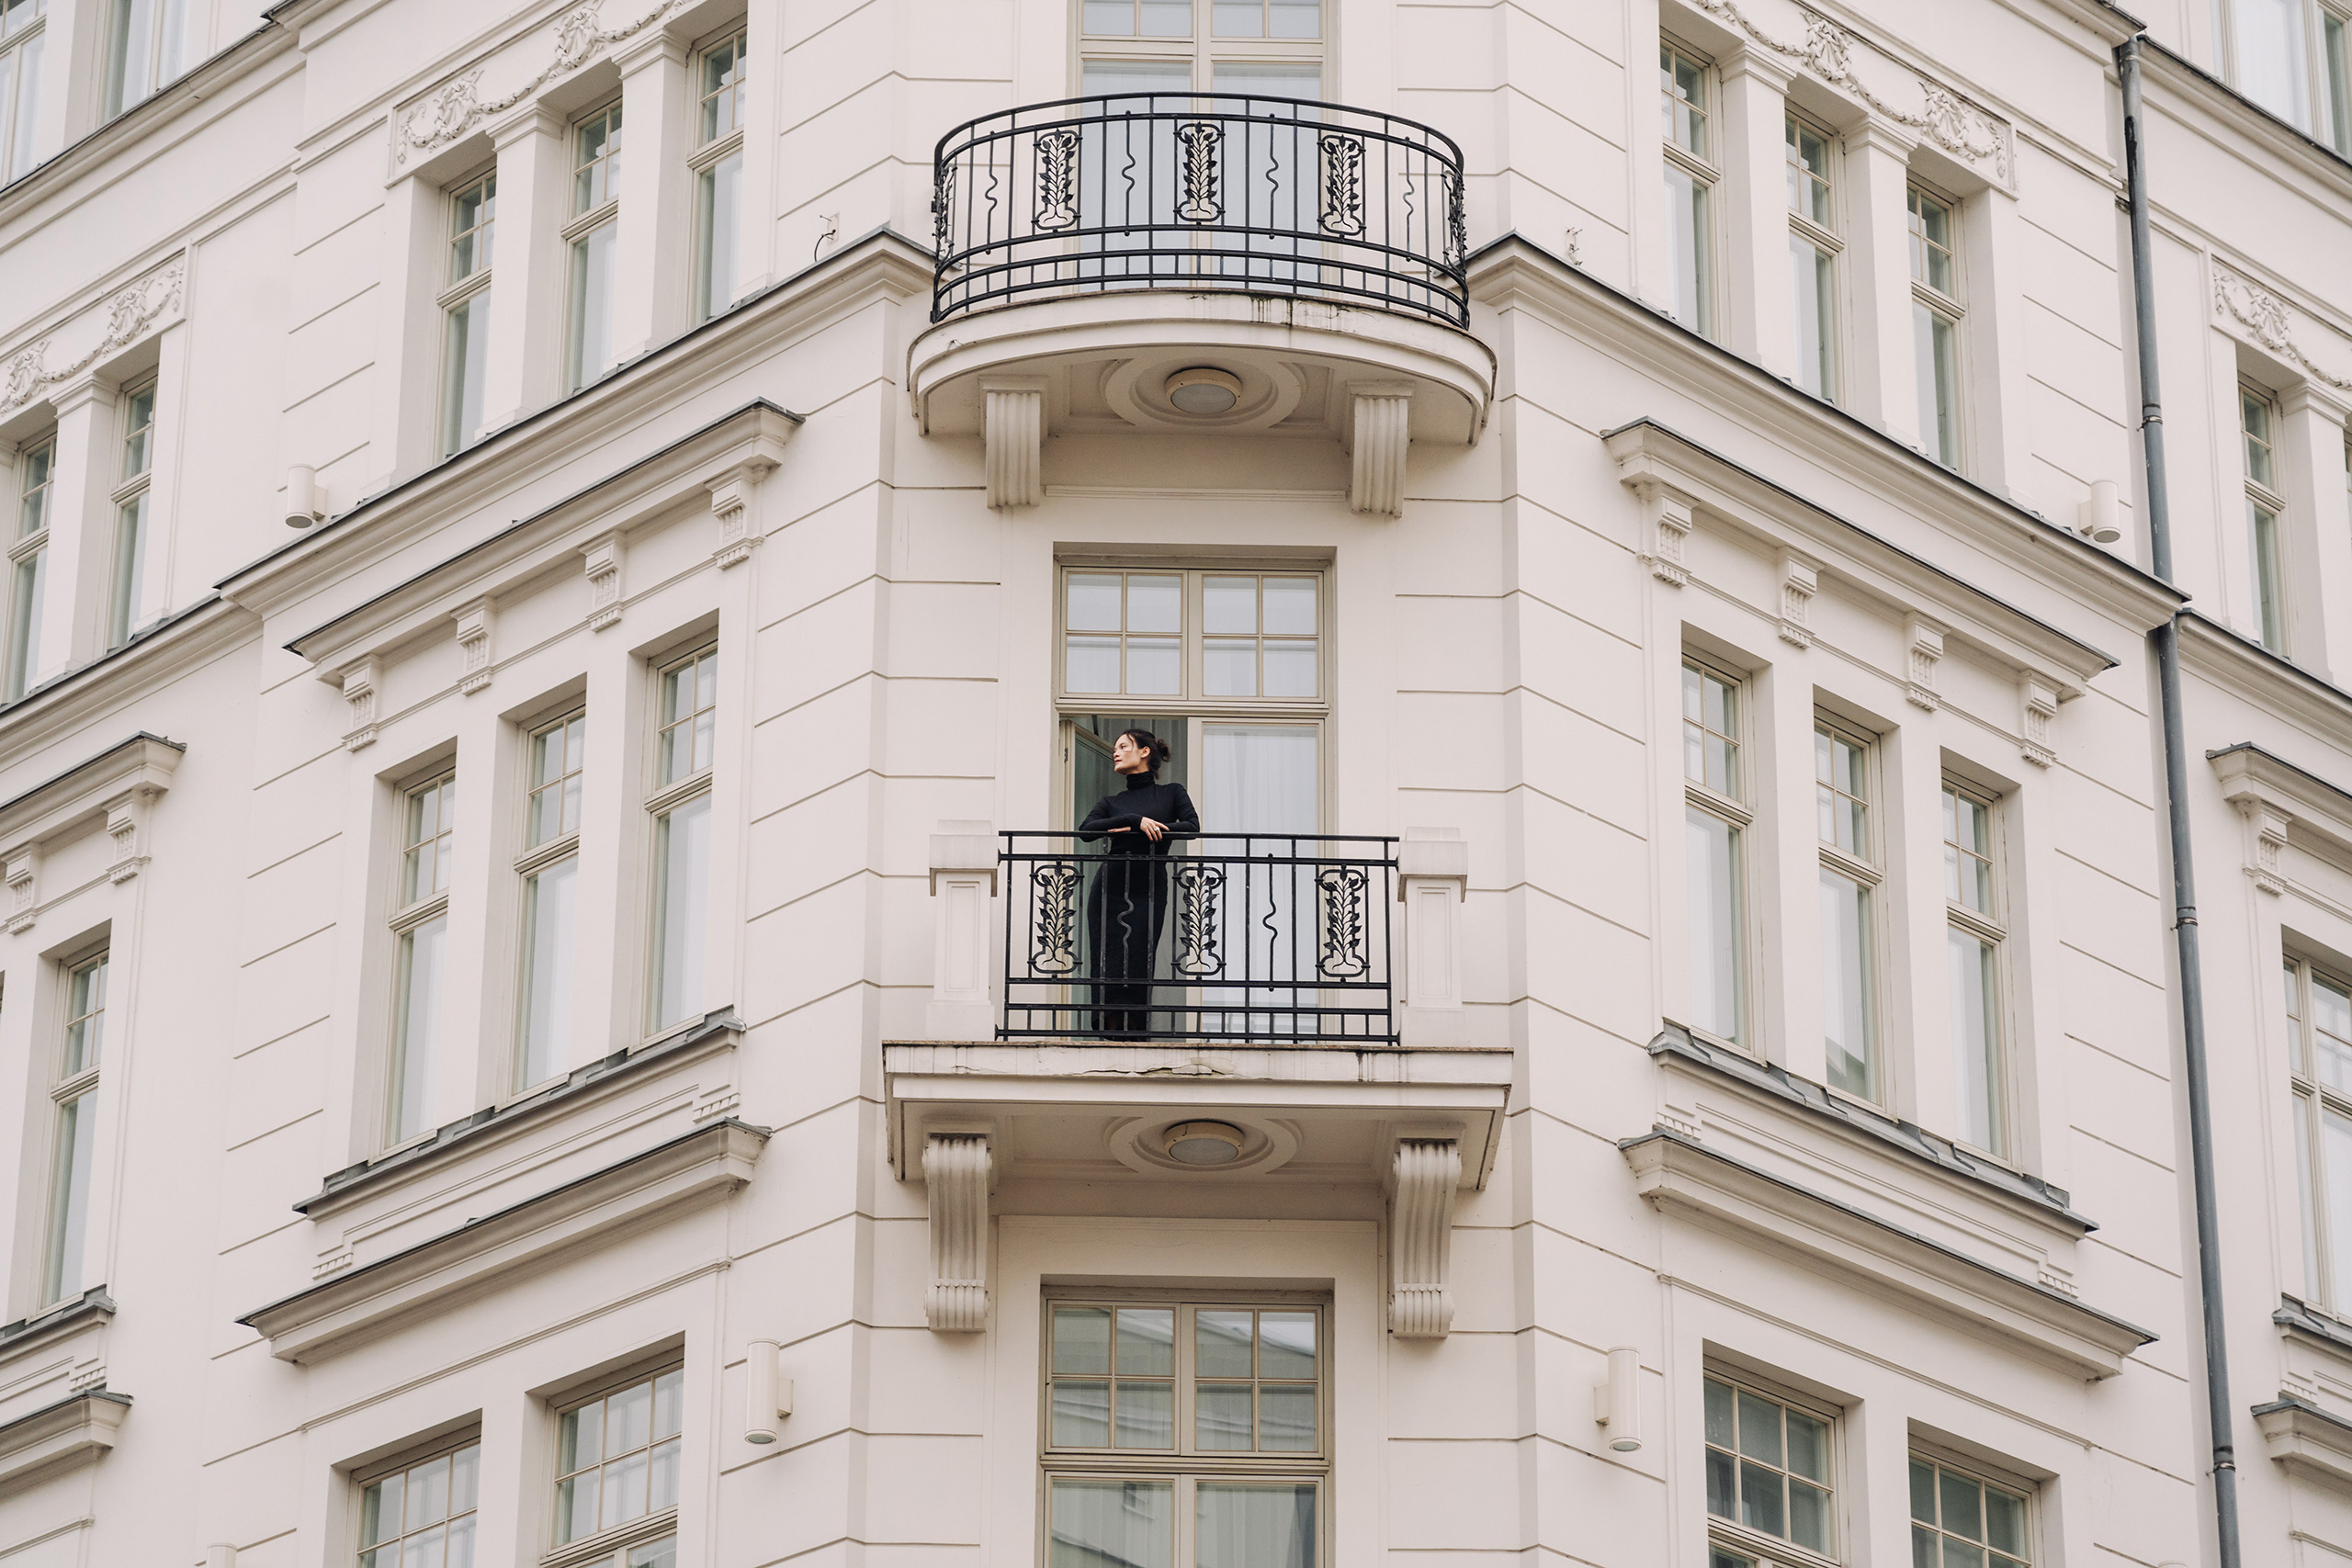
{"left": 1136, "top": 817, "right": 1166, "bottom": 841}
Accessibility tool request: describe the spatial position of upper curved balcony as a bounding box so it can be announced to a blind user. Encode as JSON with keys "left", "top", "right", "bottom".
{"left": 913, "top": 95, "right": 1493, "bottom": 516}
{"left": 929, "top": 92, "right": 1470, "bottom": 328}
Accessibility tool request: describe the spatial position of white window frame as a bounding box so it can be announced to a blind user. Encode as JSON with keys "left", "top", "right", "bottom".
{"left": 546, "top": 1360, "right": 685, "bottom": 1568}
{"left": 646, "top": 642, "right": 716, "bottom": 1035}
{"left": 1039, "top": 1291, "right": 1331, "bottom": 1568}
{"left": 1661, "top": 37, "right": 1718, "bottom": 338}
{"left": 565, "top": 99, "right": 624, "bottom": 393}
{"left": 1815, "top": 715, "right": 1881, "bottom": 1104}
{"left": 107, "top": 376, "right": 156, "bottom": 650}
{"left": 101, "top": 0, "right": 183, "bottom": 120}
{"left": 1784, "top": 110, "right": 1841, "bottom": 404}
{"left": 515, "top": 705, "right": 587, "bottom": 1091}
{"left": 386, "top": 767, "right": 455, "bottom": 1147}
{"left": 40, "top": 943, "right": 107, "bottom": 1310}
{"left": 2213, "top": 0, "right": 2352, "bottom": 152}
{"left": 1077, "top": 0, "right": 1329, "bottom": 94}
{"left": 689, "top": 26, "right": 746, "bottom": 324}
{"left": 6, "top": 430, "right": 51, "bottom": 702}
{"left": 1906, "top": 1447, "right": 2037, "bottom": 1568}
{"left": 0, "top": 0, "right": 45, "bottom": 183}
{"left": 2240, "top": 379, "right": 2290, "bottom": 654}
{"left": 1702, "top": 1366, "right": 1842, "bottom": 1568}
{"left": 1906, "top": 180, "right": 1964, "bottom": 469}
{"left": 2289, "top": 954, "right": 2352, "bottom": 1309}
{"left": 439, "top": 165, "right": 496, "bottom": 457}
{"left": 354, "top": 1430, "right": 483, "bottom": 1568}
{"left": 1943, "top": 776, "right": 2011, "bottom": 1157}
{"left": 1683, "top": 654, "right": 1750, "bottom": 1051}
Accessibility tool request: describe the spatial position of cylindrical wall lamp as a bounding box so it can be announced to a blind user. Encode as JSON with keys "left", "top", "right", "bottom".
{"left": 1592, "top": 1345, "right": 1642, "bottom": 1452}
{"left": 745, "top": 1338, "right": 792, "bottom": 1445}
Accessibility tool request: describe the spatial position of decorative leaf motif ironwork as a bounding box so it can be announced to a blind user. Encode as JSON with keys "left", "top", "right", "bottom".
{"left": 1317, "top": 132, "right": 1365, "bottom": 238}
{"left": 1030, "top": 860, "right": 1080, "bottom": 976}
{"left": 1442, "top": 166, "right": 1466, "bottom": 270}
{"left": 931, "top": 164, "right": 956, "bottom": 258}
{"left": 1172, "top": 863, "right": 1226, "bottom": 978}
{"left": 1317, "top": 864, "right": 1371, "bottom": 979}
{"left": 1174, "top": 121, "right": 1225, "bottom": 223}
{"left": 1034, "top": 129, "right": 1080, "bottom": 232}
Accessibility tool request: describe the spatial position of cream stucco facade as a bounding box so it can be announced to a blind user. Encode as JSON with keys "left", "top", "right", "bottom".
{"left": 0, "top": 0, "right": 2348, "bottom": 1565}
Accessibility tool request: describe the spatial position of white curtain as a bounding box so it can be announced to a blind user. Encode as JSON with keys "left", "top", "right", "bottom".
{"left": 1202, "top": 726, "right": 1317, "bottom": 1033}
{"left": 1195, "top": 1483, "right": 1316, "bottom": 1568}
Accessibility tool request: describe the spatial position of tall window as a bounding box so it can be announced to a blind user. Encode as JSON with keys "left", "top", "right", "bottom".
{"left": 108, "top": 378, "right": 155, "bottom": 649}
{"left": 6, "top": 433, "right": 49, "bottom": 700}
{"left": 517, "top": 710, "right": 585, "bottom": 1089}
{"left": 440, "top": 170, "right": 495, "bottom": 456}
{"left": 649, "top": 646, "right": 715, "bottom": 1032}
{"left": 1703, "top": 1371, "right": 1835, "bottom": 1567}
{"left": 0, "top": 0, "right": 42, "bottom": 182}
{"left": 2289, "top": 957, "right": 2352, "bottom": 1308}
{"left": 1044, "top": 1298, "right": 1326, "bottom": 1568}
{"left": 1684, "top": 660, "right": 1747, "bottom": 1046}
{"left": 567, "top": 102, "right": 623, "bottom": 392}
{"left": 1662, "top": 41, "right": 1715, "bottom": 336}
{"left": 2217, "top": 0, "right": 2352, "bottom": 152}
{"left": 1785, "top": 114, "right": 1838, "bottom": 401}
{"left": 357, "top": 1436, "right": 480, "bottom": 1568}
{"left": 102, "top": 0, "right": 182, "bottom": 118}
{"left": 554, "top": 1366, "right": 683, "bottom": 1566}
{"left": 43, "top": 951, "right": 106, "bottom": 1306}
{"left": 1907, "top": 184, "right": 1962, "bottom": 468}
{"left": 1910, "top": 1455, "right": 2030, "bottom": 1568}
{"left": 2241, "top": 383, "right": 2288, "bottom": 654}
{"left": 1080, "top": 0, "right": 1323, "bottom": 92}
{"left": 691, "top": 32, "right": 745, "bottom": 323}
{"left": 1944, "top": 781, "right": 2007, "bottom": 1155}
{"left": 1816, "top": 720, "right": 1878, "bottom": 1101}
{"left": 388, "top": 772, "right": 454, "bottom": 1145}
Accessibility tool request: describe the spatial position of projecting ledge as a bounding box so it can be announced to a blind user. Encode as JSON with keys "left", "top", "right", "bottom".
{"left": 0, "top": 1390, "right": 129, "bottom": 1500}
{"left": 2254, "top": 1395, "right": 2352, "bottom": 1491}
{"left": 1621, "top": 1130, "right": 2153, "bottom": 1380}
{"left": 239, "top": 1119, "right": 768, "bottom": 1365}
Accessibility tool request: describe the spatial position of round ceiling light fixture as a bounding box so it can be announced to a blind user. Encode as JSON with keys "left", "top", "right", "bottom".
{"left": 1162, "top": 1121, "right": 1247, "bottom": 1166}
{"left": 1164, "top": 367, "right": 1243, "bottom": 416}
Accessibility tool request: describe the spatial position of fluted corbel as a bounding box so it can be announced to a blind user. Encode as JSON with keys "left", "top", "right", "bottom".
{"left": 923, "top": 1132, "right": 993, "bottom": 1331}
{"left": 1349, "top": 381, "right": 1414, "bottom": 517}
{"left": 982, "top": 378, "right": 1046, "bottom": 508}
{"left": 1389, "top": 1137, "right": 1461, "bottom": 1338}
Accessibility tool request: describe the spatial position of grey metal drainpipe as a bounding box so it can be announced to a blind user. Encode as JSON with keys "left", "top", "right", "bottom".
{"left": 2118, "top": 34, "right": 2243, "bottom": 1568}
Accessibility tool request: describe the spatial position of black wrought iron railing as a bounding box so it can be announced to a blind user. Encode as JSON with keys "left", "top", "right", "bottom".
{"left": 1001, "top": 831, "right": 1396, "bottom": 1044}
{"left": 931, "top": 94, "right": 1468, "bottom": 328}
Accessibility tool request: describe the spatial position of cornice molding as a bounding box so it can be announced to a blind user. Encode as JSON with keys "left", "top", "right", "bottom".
{"left": 238, "top": 1118, "right": 768, "bottom": 1364}
{"left": 2210, "top": 742, "right": 2352, "bottom": 886}
{"left": 0, "top": 735, "right": 182, "bottom": 924}
{"left": 0, "top": 1289, "right": 113, "bottom": 1390}
{"left": 2253, "top": 1394, "right": 2352, "bottom": 1492}
{"left": 1685, "top": 0, "right": 2015, "bottom": 184}
{"left": 1466, "top": 237, "right": 2184, "bottom": 638}
{"left": 1621, "top": 1129, "right": 2154, "bottom": 1379}
{"left": 1604, "top": 420, "right": 2122, "bottom": 710}
{"left": 2136, "top": 39, "right": 2352, "bottom": 217}
{"left": 0, "top": 1390, "right": 130, "bottom": 1501}
{"left": 2177, "top": 610, "right": 2352, "bottom": 736}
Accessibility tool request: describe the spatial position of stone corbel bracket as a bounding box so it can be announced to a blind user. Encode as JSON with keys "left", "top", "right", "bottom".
{"left": 0, "top": 734, "right": 183, "bottom": 935}
{"left": 2211, "top": 742, "right": 2352, "bottom": 892}
{"left": 1389, "top": 1136, "right": 1463, "bottom": 1338}
{"left": 922, "top": 1131, "right": 995, "bottom": 1331}
{"left": 340, "top": 656, "right": 383, "bottom": 750}
{"left": 1348, "top": 380, "right": 1415, "bottom": 518}
{"left": 103, "top": 788, "right": 158, "bottom": 884}
{"left": 1904, "top": 615, "right": 1945, "bottom": 711}
{"left": 453, "top": 599, "right": 495, "bottom": 695}
{"left": 582, "top": 532, "right": 626, "bottom": 631}
{"left": 2018, "top": 677, "right": 2058, "bottom": 769}
{"left": 1623, "top": 470, "right": 1697, "bottom": 587}
{"left": 983, "top": 378, "right": 1046, "bottom": 509}
{"left": 707, "top": 439, "right": 788, "bottom": 569}
{"left": 1776, "top": 550, "right": 1820, "bottom": 649}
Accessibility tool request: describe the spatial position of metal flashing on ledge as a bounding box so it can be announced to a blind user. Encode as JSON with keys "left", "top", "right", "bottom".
{"left": 295, "top": 1008, "right": 742, "bottom": 1215}
{"left": 1621, "top": 1128, "right": 2152, "bottom": 1380}
{"left": 1646, "top": 1025, "right": 2091, "bottom": 1231}
{"left": 2253, "top": 1394, "right": 2352, "bottom": 1491}
{"left": 0, "top": 1288, "right": 114, "bottom": 1360}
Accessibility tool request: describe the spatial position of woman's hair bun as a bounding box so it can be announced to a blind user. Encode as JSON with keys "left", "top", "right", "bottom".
{"left": 1118, "top": 728, "right": 1170, "bottom": 775}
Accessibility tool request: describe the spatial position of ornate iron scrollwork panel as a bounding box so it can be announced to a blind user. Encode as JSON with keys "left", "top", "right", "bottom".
{"left": 1029, "top": 860, "right": 1080, "bottom": 975}
{"left": 1176, "top": 120, "right": 1224, "bottom": 223}
{"left": 1316, "top": 864, "right": 1372, "bottom": 979}
{"left": 1034, "top": 128, "right": 1080, "bottom": 232}
{"left": 1317, "top": 132, "right": 1366, "bottom": 238}
{"left": 1172, "top": 862, "right": 1227, "bottom": 978}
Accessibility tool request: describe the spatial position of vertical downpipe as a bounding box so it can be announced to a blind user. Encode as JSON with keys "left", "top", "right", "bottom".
{"left": 2118, "top": 36, "right": 2242, "bottom": 1568}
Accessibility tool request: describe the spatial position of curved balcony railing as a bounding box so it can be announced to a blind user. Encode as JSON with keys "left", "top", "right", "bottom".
{"left": 930, "top": 94, "right": 1469, "bottom": 329}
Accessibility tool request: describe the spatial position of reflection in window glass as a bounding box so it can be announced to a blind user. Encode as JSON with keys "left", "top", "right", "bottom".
{"left": 358, "top": 1441, "right": 481, "bottom": 1568}
{"left": 556, "top": 1370, "right": 684, "bottom": 1545}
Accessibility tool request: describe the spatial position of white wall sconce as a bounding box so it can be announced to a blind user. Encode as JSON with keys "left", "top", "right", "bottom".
{"left": 744, "top": 1338, "right": 793, "bottom": 1445}
{"left": 1592, "top": 1345, "right": 1642, "bottom": 1452}
{"left": 284, "top": 464, "right": 325, "bottom": 529}
{"left": 2076, "top": 479, "right": 2122, "bottom": 545}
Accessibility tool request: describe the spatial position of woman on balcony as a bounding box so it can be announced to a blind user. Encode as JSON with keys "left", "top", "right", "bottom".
{"left": 1078, "top": 728, "right": 1200, "bottom": 1038}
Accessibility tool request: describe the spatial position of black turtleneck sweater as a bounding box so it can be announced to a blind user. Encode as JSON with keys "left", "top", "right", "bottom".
{"left": 1079, "top": 774, "right": 1200, "bottom": 853}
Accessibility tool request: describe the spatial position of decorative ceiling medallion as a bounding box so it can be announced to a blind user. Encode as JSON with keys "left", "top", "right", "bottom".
{"left": 1106, "top": 1113, "right": 1302, "bottom": 1178}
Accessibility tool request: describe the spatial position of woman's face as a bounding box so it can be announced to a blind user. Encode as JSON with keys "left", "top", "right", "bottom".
{"left": 1112, "top": 734, "right": 1148, "bottom": 774}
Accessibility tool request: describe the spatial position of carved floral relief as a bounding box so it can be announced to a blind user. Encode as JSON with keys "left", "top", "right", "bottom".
{"left": 1, "top": 259, "right": 187, "bottom": 417}
{"left": 395, "top": 0, "right": 684, "bottom": 163}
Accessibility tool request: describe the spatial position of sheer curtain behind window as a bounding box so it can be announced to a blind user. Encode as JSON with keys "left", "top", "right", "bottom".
{"left": 1202, "top": 725, "right": 1317, "bottom": 1033}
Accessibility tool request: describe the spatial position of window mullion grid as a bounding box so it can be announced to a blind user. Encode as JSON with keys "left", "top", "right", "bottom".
{"left": 436, "top": 269, "right": 491, "bottom": 316}
{"left": 687, "top": 126, "right": 742, "bottom": 177}
{"left": 516, "top": 831, "right": 580, "bottom": 880}
{"left": 562, "top": 198, "right": 619, "bottom": 246}
{"left": 9, "top": 525, "right": 46, "bottom": 567}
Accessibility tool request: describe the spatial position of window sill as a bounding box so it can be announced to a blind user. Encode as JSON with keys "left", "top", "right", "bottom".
{"left": 0, "top": 1287, "right": 115, "bottom": 1431}
{"left": 2253, "top": 1394, "right": 2352, "bottom": 1493}
{"left": 0, "top": 1388, "right": 130, "bottom": 1497}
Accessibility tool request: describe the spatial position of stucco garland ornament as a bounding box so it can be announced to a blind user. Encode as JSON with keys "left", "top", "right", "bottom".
{"left": 397, "top": 0, "right": 683, "bottom": 163}
{"left": 0, "top": 260, "right": 186, "bottom": 417}
{"left": 2213, "top": 265, "right": 2352, "bottom": 392}
{"left": 1690, "top": 0, "right": 2012, "bottom": 181}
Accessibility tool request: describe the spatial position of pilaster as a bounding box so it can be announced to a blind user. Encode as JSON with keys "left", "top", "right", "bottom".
{"left": 613, "top": 33, "right": 695, "bottom": 363}
{"left": 483, "top": 106, "right": 571, "bottom": 434}
{"left": 1966, "top": 184, "right": 2033, "bottom": 499}
{"left": 33, "top": 372, "right": 117, "bottom": 684}
{"left": 1843, "top": 118, "right": 1923, "bottom": 448}
{"left": 731, "top": 0, "right": 783, "bottom": 301}
{"left": 2279, "top": 385, "right": 2350, "bottom": 679}
{"left": 130, "top": 320, "right": 189, "bottom": 634}
{"left": 927, "top": 820, "right": 999, "bottom": 1042}
{"left": 1717, "top": 49, "right": 1795, "bottom": 378}
{"left": 1396, "top": 828, "right": 1467, "bottom": 1047}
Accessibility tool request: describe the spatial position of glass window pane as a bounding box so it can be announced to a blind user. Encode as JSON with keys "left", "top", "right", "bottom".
{"left": 1195, "top": 1483, "right": 1316, "bottom": 1568}
{"left": 652, "top": 794, "right": 711, "bottom": 1029}
{"left": 610, "top": 1378, "right": 651, "bottom": 1454}
{"left": 1789, "top": 1479, "right": 1831, "bottom": 1553}
{"left": 1784, "top": 1408, "right": 1828, "bottom": 1481}
{"left": 1205, "top": 638, "right": 1257, "bottom": 695}
{"left": 558, "top": 1473, "right": 595, "bottom": 1542}
{"left": 1261, "top": 577, "right": 1315, "bottom": 634}
{"left": 603, "top": 1446, "right": 649, "bottom": 1523}
{"left": 1942, "top": 1541, "right": 1986, "bottom": 1568}
{"left": 695, "top": 151, "right": 741, "bottom": 321}
{"left": 1068, "top": 573, "right": 1124, "bottom": 631}
{"left": 1066, "top": 635, "right": 1120, "bottom": 693}
{"left": 1204, "top": 578, "right": 1257, "bottom": 635}
{"left": 1259, "top": 1312, "right": 1315, "bottom": 1377}
{"left": 1939, "top": 1470, "right": 1984, "bottom": 1540}
{"left": 43, "top": 1091, "right": 92, "bottom": 1303}
{"left": 1117, "top": 1308, "right": 1174, "bottom": 1374}
{"left": 1665, "top": 162, "right": 1711, "bottom": 333}
{"left": 2323, "top": 1108, "right": 2352, "bottom": 1312}
{"left": 653, "top": 1370, "right": 684, "bottom": 1438}
{"left": 1911, "top": 1456, "right": 1938, "bottom": 1522}
{"left": 2233, "top": 0, "right": 2312, "bottom": 126}
{"left": 1270, "top": 0, "right": 1319, "bottom": 38}
{"left": 1215, "top": 0, "right": 1262, "bottom": 35}
{"left": 1083, "top": 0, "right": 1132, "bottom": 32}
{"left": 569, "top": 220, "right": 617, "bottom": 389}
{"left": 362, "top": 1477, "right": 401, "bottom": 1548}
{"left": 443, "top": 288, "right": 492, "bottom": 456}
{"left": 1196, "top": 1382, "right": 1254, "bottom": 1449}
{"left": 1127, "top": 573, "right": 1182, "bottom": 633}
{"left": 1984, "top": 1486, "right": 2026, "bottom": 1555}
{"left": 1913, "top": 1525, "right": 1942, "bottom": 1568}
{"left": 450, "top": 1443, "right": 479, "bottom": 1514}
{"left": 411, "top": 1454, "right": 450, "bottom": 1529}
{"left": 1705, "top": 1445, "right": 1736, "bottom": 1518}
{"left": 1821, "top": 870, "right": 1873, "bottom": 1100}
{"left": 1950, "top": 927, "right": 2002, "bottom": 1152}
{"left": 1057, "top": 1306, "right": 1113, "bottom": 1372}
{"left": 1258, "top": 1382, "right": 1316, "bottom": 1450}
{"left": 390, "top": 914, "right": 447, "bottom": 1143}
{"left": 518, "top": 855, "right": 580, "bottom": 1089}
{"left": 1263, "top": 642, "right": 1316, "bottom": 698}
{"left": 1050, "top": 1478, "right": 1171, "bottom": 1568}
{"left": 1703, "top": 1377, "right": 1734, "bottom": 1446}
{"left": 1114, "top": 1380, "right": 1172, "bottom": 1447}
{"left": 1736, "top": 1391, "right": 1782, "bottom": 1463}
{"left": 1128, "top": 637, "right": 1181, "bottom": 694}
{"left": 1790, "top": 234, "right": 1837, "bottom": 400}
{"left": 1052, "top": 1379, "right": 1111, "bottom": 1446}
{"left": 1197, "top": 1309, "right": 1255, "bottom": 1375}
{"left": 1686, "top": 807, "right": 1742, "bottom": 1042}
{"left": 627, "top": 1536, "right": 676, "bottom": 1568}
{"left": 1139, "top": 0, "right": 1188, "bottom": 33}
{"left": 560, "top": 1400, "right": 602, "bottom": 1472}
{"left": 1739, "top": 1458, "right": 1785, "bottom": 1536}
